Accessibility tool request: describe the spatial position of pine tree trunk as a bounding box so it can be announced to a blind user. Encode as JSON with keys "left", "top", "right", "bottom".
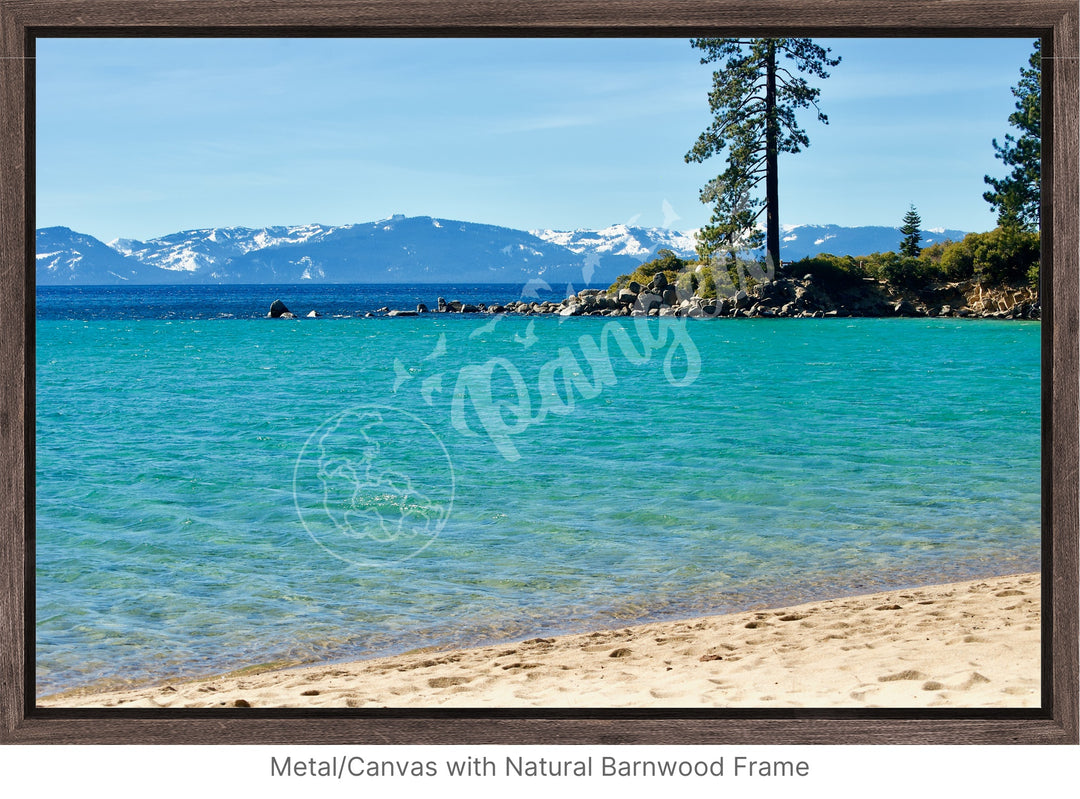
{"left": 764, "top": 39, "right": 780, "bottom": 274}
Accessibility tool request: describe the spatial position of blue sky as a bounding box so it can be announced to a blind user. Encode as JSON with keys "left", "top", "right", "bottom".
{"left": 36, "top": 37, "right": 1036, "bottom": 242}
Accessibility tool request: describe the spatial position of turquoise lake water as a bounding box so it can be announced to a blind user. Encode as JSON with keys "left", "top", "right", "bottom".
{"left": 35, "top": 305, "right": 1041, "bottom": 695}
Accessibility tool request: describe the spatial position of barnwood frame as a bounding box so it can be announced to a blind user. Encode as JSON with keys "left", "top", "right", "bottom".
{"left": 1, "top": 0, "right": 1076, "bottom": 744}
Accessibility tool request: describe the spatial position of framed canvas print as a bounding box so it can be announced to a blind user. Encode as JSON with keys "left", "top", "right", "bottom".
{"left": 0, "top": 0, "right": 1076, "bottom": 745}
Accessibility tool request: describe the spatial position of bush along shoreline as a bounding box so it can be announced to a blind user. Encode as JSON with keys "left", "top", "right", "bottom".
{"left": 267, "top": 228, "right": 1041, "bottom": 322}
{"left": 268, "top": 272, "right": 1039, "bottom": 321}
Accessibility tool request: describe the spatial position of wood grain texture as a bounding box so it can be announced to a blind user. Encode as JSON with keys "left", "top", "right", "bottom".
{"left": 0, "top": 0, "right": 1073, "bottom": 34}
{"left": 0, "top": 0, "right": 30, "bottom": 745}
{"left": 1046, "top": 3, "right": 1080, "bottom": 743}
{"left": 1, "top": 0, "right": 1076, "bottom": 745}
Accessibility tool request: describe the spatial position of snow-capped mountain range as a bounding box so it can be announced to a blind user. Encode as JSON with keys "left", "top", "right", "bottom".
{"left": 36, "top": 216, "right": 970, "bottom": 286}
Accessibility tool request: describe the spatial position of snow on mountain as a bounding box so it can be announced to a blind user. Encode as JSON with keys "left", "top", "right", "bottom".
{"left": 37, "top": 227, "right": 160, "bottom": 285}
{"left": 775, "top": 224, "right": 969, "bottom": 261}
{"left": 190, "top": 216, "right": 626, "bottom": 285}
{"left": 36, "top": 218, "right": 975, "bottom": 285}
{"left": 110, "top": 224, "right": 342, "bottom": 273}
{"left": 531, "top": 224, "right": 699, "bottom": 259}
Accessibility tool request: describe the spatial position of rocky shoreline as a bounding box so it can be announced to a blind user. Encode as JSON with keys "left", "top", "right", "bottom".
{"left": 267, "top": 273, "right": 1040, "bottom": 321}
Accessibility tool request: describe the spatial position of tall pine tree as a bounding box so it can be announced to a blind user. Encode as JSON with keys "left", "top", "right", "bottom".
{"left": 899, "top": 205, "right": 922, "bottom": 257}
{"left": 686, "top": 38, "right": 839, "bottom": 271}
{"left": 983, "top": 41, "right": 1041, "bottom": 231}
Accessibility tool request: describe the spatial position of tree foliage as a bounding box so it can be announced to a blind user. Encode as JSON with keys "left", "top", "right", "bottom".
{"left": 899, "top": 205, "right": 922, "bottom": 257}
{"left": 686, "top": 38, "right": 839, "bottom": 269}
{"left": 791, "top": 226, "right": 1040, "bottom": 291}
{"left": 983, "top": 41, "right": 1041, "bottom": 230}
{"left": 935, "top": 227, "right": 1040, "bottom": 286}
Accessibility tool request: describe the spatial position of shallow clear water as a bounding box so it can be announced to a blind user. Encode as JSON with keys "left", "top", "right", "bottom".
{"left": 35, "top": 286, "right": 1041, "bottom": 695}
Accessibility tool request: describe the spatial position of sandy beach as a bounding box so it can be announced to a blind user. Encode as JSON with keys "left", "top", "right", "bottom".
{"left": 38, "top": 572, "right": 1040, "bottom": 709}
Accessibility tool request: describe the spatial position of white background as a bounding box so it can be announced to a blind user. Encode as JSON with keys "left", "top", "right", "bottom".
{"left": 1, "top": 743, "right": 1077, "bottom": 797}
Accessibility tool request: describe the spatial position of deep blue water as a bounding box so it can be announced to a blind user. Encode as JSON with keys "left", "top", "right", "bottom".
{"left": 35, "top": 284, "right": 1041, "bottom": 695}
{"left": 35, "top": 283, "right": 542, "bottom": 320}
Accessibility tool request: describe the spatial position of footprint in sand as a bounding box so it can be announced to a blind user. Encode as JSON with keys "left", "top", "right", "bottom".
{"left": 878, "top": 669, "right": 926, "bottom": 682}
{"left": 1002, "top": 686, "right": 1035, "bottom": 696}
{"left": 960, "top": 672, "right": 991, "bottom": 690}
{"left": 428, "top": 676, "right": 471, "bottom": 688}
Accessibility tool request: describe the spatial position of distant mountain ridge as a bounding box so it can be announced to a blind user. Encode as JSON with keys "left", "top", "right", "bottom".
{"left": 36, "top": 216, "right": 971, "bottom": 286}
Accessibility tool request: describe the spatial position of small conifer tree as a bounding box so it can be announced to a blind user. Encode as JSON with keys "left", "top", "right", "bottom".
{"left": 899, "top": 205, "right": 922, "bottom": 257}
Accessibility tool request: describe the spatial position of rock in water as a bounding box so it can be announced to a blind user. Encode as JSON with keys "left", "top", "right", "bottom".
{"left": 636, "top": 292, "right": 662, "bottom": 312}
{"left": 268, "top": 299, "right": 290, "bottom": 318}
{"left": 306, "top": 310, "right": 319, "bottom": 318}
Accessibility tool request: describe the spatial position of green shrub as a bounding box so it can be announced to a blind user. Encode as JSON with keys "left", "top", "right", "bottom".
{"left": 697, "top": 269, "right": 718, "bottom": 299}
{"left": 936, "top": 238, "right": 975, "bottom": 281}
{"left": 788, "top": 253, "right": 867, "bottom": 290}
{"left": 932, "top": 227, "right": 1039, "bottom": 285}
{"left": 610, "top": 248, "right": 694, "bottom": 292}
{"left": 864, "top": 251, "right": 925, "bottom": 288}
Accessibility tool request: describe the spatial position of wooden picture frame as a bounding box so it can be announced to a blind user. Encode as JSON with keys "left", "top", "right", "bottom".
{"left": 1, "top": 0, "right": 1076, "bottom": 745}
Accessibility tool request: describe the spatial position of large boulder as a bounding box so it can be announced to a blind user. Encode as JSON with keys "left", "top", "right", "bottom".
{"left": 268, "top": 299, "right": 290, "bottom": 318}
{"left": 636, "top": 292, "right": 663, "bottom": 313}
{"left": 893, "top": 299, "right": 917, "bottom": 317}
